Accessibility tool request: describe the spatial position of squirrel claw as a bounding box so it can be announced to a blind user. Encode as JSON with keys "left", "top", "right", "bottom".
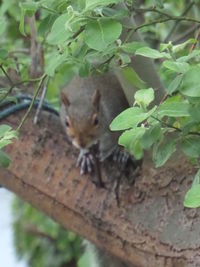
{"left": 112, "top": 146, "right": 130, "bottom": 167}
{"left": 77, "top": 150, "right": 95, "bottom": 175}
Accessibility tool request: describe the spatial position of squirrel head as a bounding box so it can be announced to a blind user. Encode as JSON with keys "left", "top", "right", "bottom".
{"left": 61, "top": 89, "right": 101, "bottom": 150}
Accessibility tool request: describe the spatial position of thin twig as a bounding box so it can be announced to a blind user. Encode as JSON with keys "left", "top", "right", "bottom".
{"left": 0, "top": 65, "right": 13, "bottom": 85}
{"left": 17, "top": 74, "right": 47, "bottom": 131}
{"left": 67, "top": 26, "right": 85, "bottom": 46}
{"left": 33, "top": 76, "right": 50, "bottom": 124}
{"left": 190, "top": 27, "right": 200, "bottom": 53}
{"left": 173, "top": 24, "right": 198, "bottom": 44}
{"left": 0, "top": 76, "right": 44, "bottom": 104}
{"left": 9, "top": 49, "right": 30, "bottom": 55}
{"left": 151, "top": 115, "right": 200, "bottom": 137}
{"left": 133, "top": 6, "right": 173, "bottom": 19}
{"left": 40, "top": 5, "right": 59, "bottom": 14}
{"left": 164, "top": 1, "right": 195, "bottom": 42}
{"left": 134, "top": 16, "right": 200, "bottom": 32}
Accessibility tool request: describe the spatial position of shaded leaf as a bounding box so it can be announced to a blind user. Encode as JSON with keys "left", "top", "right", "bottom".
{"left": 163, "top": 61, "right": 189, "bottom": 73}
{"left": 134, "top": 88, "right": 154, "bottom": 108}
{"left": 181, "top": 66, "right": 200, "bottom": 97}
{"left": 184, "top": 184, "right": 200, "bottom": 208}
{"left": 181, "top": 136, "right": 200, "bottom": 158}
{"left": 85, "top": 0, "right": 120, "bottom": 10}
{"left": 47, "top": 13, "right": 80, "bottom": 45}
{"left": 122, "top": 67, "right": 146, "bottom": 89}
{"left": 110, "top": 106, "right": 157, "bottom": 131}
{"left": 157, "top": 102, "right": 190, "bottom": 117}
{"left": 135, "top": 47, "right": 170, "bottom": 59}
{"left": 0, "top": 149, "right": 10, "bottom": 168}
{"left": 153, "top": 139, "right": 176, "bottom": 167}
{"left": 166, "top": 74, "right": 183, "bottom": 94}
{"left": 119, "top": 127, "right": 145, "bottom": 159}
{"left": 121, "top": 42, "right": 145, "bottom": 54}
{"left": 141, "top": 124, "right": 163, "bottom": 149}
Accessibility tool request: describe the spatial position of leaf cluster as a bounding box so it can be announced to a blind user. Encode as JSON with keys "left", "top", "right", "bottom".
{"left": 110, "top": 40, "right": 200, "bottom": 208}
{"left": 12, "top": 197, "right": 88, "bottom": 267}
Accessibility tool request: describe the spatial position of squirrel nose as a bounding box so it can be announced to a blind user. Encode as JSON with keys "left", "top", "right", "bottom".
{"left": 78, "top": 137, "right": 86, "bottom": 148}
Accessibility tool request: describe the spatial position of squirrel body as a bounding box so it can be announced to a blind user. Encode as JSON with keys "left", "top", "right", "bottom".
{"left": 60, "top": 73, "right": 129, "bottom": 165}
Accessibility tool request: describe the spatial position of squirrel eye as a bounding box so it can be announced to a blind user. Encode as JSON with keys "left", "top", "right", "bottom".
{"left": 93, "top": 115, "right": 99, "bottom": 126}
{"left": 65, "top": 118, "right": 70, "bottom": 127}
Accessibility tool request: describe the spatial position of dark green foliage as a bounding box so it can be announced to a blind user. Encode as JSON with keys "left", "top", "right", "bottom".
{"left": 12, "top": 197, "right": 83, "bottom": 267}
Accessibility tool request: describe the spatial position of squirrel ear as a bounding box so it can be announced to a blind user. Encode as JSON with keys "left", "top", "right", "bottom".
{"left": 61, "top": 91, "right": 70, "bottom": 107}
{"left": 92, "top": 89, "right": 101, "bottom": 110}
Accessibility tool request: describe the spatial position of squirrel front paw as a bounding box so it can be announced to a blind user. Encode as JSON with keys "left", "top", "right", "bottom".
{"left": 76, "top": 150, "right": 95, "bottom": 175}
{"left": 112, "top": 146, "right": 130, "bottom": 167}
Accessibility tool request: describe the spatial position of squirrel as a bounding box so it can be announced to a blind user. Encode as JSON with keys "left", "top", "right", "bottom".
{"left": 60, "top": 72, "right": 129, "bottom": 175}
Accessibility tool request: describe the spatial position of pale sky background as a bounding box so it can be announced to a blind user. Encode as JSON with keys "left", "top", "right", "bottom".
{"left": 0, "top": 188, "right": 27, "bottom": 267}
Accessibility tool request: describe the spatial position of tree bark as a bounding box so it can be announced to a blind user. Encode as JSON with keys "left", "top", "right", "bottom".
{"left": 0, "top": 109, "right": 200, "bottom": 267}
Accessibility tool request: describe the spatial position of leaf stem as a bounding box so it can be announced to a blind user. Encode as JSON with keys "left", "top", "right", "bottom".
{"left": 0, "top": 76, "right": 44, "bottom": 104}
{"left": 134, "top": 16, "right": 200, "bottom": 32}
{"left": 151, "top": 116, "right": 200, "bottom": 137}
{"left": 17, "top": 74, "right": 47, "bottom": 131}
{"left": 40, "top": 5, "right": 59, "bottom": 14}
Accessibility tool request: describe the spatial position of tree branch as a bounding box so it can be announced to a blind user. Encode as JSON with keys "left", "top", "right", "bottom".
{"left": 0, "top": 108, "right": 200, "bottom": 266}
{"left": 164, "top": 1, "right": 195, "bottom": 42}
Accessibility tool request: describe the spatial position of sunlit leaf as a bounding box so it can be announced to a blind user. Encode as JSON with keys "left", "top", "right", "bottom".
{"left": 84, "top": 19, "right": 122, "bottom": 51}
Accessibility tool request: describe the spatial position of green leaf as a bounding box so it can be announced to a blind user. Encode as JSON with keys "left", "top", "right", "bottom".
{"left": 157, "top": 102, "right": 190, "bottom": 117}
{"left": 0, "top": 125, "right": 12, "bottom": 137}
{"left": 135, "top": 47, "right": 170, "bottom": 59}
{"left": 134, "top": 88, "right": 154, "bottom": 108}
{"left": 121, "top": 67, "right": 146, "bottom": 89}
{"left": 102, "top": 7, "right": 129, "bottom": 19}
{"left": 118, "top": 53, "right": 131, "bottom": 66}
{"left": 177, "top": 50, "right": 200, "bottom": 63}
{"left": 166, "top": 74, "right": 183, "bottom": 94}
{"left": 38, "top": 15, "right": 57, "bottom": 36}
{"left": 141, "top": 124, "right": 163, "bottom": 149}
{"left": 85, "top": 0, "right": 120, "bottom": 10}
{"left": 47, "top": 13, "right": 79, "bottom": 45}
{"left": 84, "top": 19, "right": 122, "bottom": 51}
{"left": 121, "top": 41, "right": 145, "bottom": 54}
{"left": 192, "top": 169, "right": 200, "bottom": 186}
{"left": 78, "top": 61, "right": 90, "bottom": 77}
{"left": 160, "top": 42, "right": 172, "bottom": 52}
{"left": 45, "top": 52, "right": 67, "bottom": 76}
{"left": 0, "top": 49, "right": 8, "bottom": 60}
{"left": 19, "top": 7, "right": 26, "bottom": 36}
{"left": 0, "top": 149, "right": 10, "bottom": 168}
{"left": 0, "top": 0, "right": 12, "bottom": 16}
{"left": 188, "top": 104, "right": 200, "bottom": 122}
{"left": 181, "top": 136, "right": 200, "bottom": 158}
{"left": 153, "top": 139, "right": 176, "bottom": 168}
{"left": 184, "top": 184, "right": 200, "bottom": 208}
{"left": 0, "top": 139, "right": 12, "bottom": 149}
{"left": 0, "top": 18, "right": 7, "bottom": 36}
{"left": 119, "top": 127, "right": 145, "bottom": 148}
{"left": 110, "top": 106, "right": 157, "bottom": 131}
{"left": 130, "top": 139, "right": 144, "bottom": 159}
{"left": 20, "top": 2, "right": 39, "bottom": 16}
{"left": 180, "top": 66, "right": 200, "bottom": 97}
{"left": 19, "top": 2, "right": 39, "bottom": 36}
{"left": 163, "top": 61, "right": 190, "bottom": 73}
{"left": 118, "top": 127, "right": 145, "bottom": 159}
{"left": 172, "top": 38, "right": 197, "bottom": 53}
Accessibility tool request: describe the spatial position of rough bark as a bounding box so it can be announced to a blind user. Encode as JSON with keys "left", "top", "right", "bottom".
{"left": 0, "top": 109, "right": 200, "bottom": 267}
